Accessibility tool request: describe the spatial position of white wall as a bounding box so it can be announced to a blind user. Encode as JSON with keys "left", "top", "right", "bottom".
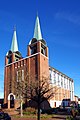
{"left": 49, "top": 68, "right": 74, "bottom": 102}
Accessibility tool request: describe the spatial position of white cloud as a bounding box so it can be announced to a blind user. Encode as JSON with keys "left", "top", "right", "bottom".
{"left": 55, "top": 12, "right": 80, "bottom": 25}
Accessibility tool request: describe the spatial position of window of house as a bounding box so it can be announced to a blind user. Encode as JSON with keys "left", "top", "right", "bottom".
{"left": 61, "top": 76, "right": 63, "bottom": 87}
{"left": 58, "top": 74, "right": 60, "bottom": 86}
{"left": 54, "top": 72, "right": 56, "bottom": 84}
{"left": 17, "top": 71, "right": 18, "bottom": 82}
{"left": 16, "top": 70, "right": 21, "bottom": 82}
{"left": 22, "top": 70, "right": 24, "bottom": 81}
{"left": 64, "top": 77, "right": 66, "bottom": 88}
{"left": 16, "top": 69, "right": 24, "bottom": 82}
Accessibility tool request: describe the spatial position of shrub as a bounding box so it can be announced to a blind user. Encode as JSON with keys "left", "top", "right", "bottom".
{"left": 71, "top": 109, "right": 78, "bottom": 118}
{"left": 23, "top": 107, "right": 36, "bottom": 115}
{"left": 66, "top": 116, "right": 73, "bottom": 120}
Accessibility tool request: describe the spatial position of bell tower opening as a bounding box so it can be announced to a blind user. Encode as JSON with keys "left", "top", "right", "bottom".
{"left": 41, "top": 42, "right": 46, "bottom": 55}
{"left": 31, "top": 44, "right": 37, "bottom": 55}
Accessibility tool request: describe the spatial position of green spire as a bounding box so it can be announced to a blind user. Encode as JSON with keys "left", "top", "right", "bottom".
{"left": 33, "top": 15, "right": 42, "bottom": 40}
{"left": 11, "top": 28, "right": 18, "bottom": 52}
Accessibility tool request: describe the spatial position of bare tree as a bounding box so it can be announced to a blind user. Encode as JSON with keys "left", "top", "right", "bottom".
{"left": 8, "top": 71, "right": 58, "bottom": 120}
{"left": 15, "top": 73, "right": 57, "bottom": 120}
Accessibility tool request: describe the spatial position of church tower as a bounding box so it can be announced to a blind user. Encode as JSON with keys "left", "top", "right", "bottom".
{"left": 4, "top": 28, "right": 22, "bottom": 108}
{"left": 27, "top": 15, "right": 49, "bottom": 78}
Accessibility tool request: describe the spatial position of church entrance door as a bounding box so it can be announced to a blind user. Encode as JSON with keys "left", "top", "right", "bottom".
{"left": 10, "top": 95, "right": 14, "bottom": 108}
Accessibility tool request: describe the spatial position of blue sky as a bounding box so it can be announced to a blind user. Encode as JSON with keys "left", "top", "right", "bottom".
{"left": 0, "top": 0, "right": 80, "bottom": 98}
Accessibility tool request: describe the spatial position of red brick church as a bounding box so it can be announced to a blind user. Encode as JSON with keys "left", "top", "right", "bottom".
{"left": 4, "top": 15, "right": 74, "bottom": 109}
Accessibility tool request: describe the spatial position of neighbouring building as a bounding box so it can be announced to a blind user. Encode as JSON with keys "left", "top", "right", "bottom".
{"left": 49, "top": 67, "right": 74, "bottom": 107}
{"left": 4, "top": 15, "right": 74, "bottom": 109}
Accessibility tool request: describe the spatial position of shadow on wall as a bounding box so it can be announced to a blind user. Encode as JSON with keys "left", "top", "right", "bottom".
{"left": 28, "top": 97, "right": 51, "bottom": 110}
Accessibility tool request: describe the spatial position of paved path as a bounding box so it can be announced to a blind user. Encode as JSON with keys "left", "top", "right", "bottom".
{"left": 11, "top": 117, "right": 66, "bottom": 120}
{"left": 3, "top": 109, "right": 80, "bottom": 120}
{"left": 11, "top": 114, "right": 67, "bottom": 120}
{"left": 11, "top": 115, "right": 80, "bottom": 120}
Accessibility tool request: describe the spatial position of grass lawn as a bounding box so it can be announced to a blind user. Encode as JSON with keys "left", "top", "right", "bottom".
{"left": 11, "top": 114, "right": 55, "bottom": 120}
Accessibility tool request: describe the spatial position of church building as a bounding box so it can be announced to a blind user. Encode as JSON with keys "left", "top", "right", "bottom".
{"left": 4, "top": 15, "right": 74, "bottom": 109}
